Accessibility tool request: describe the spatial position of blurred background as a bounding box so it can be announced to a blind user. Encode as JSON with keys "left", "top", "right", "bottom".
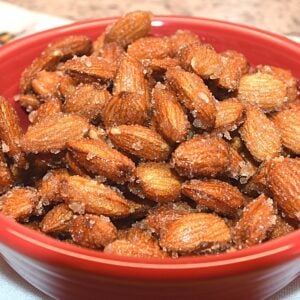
{"left": 2, "top": 0, "right": 300, "bottom": 36}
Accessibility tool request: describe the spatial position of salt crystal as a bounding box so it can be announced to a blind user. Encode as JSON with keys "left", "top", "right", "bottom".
{"left": 14, "top": 95, "right": 20, "bottom": 102}
{"left": 132, "top": 141, "right": 143, "bottom": 151}
{"left": 86, "top": 152, "right": 96, "bottom": 160}
{"left": 198, "top": 92, "right": 210, "bottom": 104}
{"left": 28, "top": 111, "right": 37, "bottom": 123}
{"left": 223, "top": 131, "right": 232, "bottom": 140}
{"left": 193, "top": 118, "right": 203, "bottom": 128}
{"left": 110, "top": 127, "right": 121, "bottom": 135}
{"left": 68, "top": 202, "right": 85, "bottom": 214}
{"left": 1, "top": 142, "right": 10, "bottom": 153}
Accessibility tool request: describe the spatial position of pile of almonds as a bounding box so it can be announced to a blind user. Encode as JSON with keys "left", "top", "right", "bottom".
{"left": 0, "top": 11, "right": 299, "bottom": 258}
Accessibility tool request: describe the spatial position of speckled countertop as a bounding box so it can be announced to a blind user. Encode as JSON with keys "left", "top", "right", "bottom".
{"left": 5, "top": 0, "right": 300, "bottom": 36}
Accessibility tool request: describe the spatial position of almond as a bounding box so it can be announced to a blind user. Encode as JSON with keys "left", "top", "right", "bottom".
{"left": 127, "top": 36, "right": 171, "bottom": 60}
{"left": 60, "top": 175, "right": 133, "bottom": 218}
{"left": 108, "top": 125, "right": 171, "bottom": 161}
{"left": 159, "top": 213, "right": 231, "bottom": 253}
{"left": 17, "top": 94, "right": 41, "bottom": 111}
{"left": 0, "top": 152, "right": 14, "bottom": 194}
{"left": 271, "top": 107, "right": 300, "bottom": 154}
{"left": 152, "top": 84, "right": 190, "bottom": 143}
{"left": 59, "top": 76, "right": 77, "bottom": 99}
{"left": 169, "top": 30, "right": 200, "bottom": 56}
{"left": 244, "top": 163, "right": 269, "bottom": 195}
{"left": 63, "top": 84, "right": 111, "bottom": 121}
{"left": 214, "top": 98, "right": 245, "bottom": 132}
{"left": 166, "top": 67, "right": 216, "bottom": 130}
{"left": 178, "top": 43, "right": 222, "bottom": 79}
{"left": 31, "top": 71, "right": 62, "bottom": 98}
{"left": 267, "top": 157, "right": 300, "bottom": 221}
{"left": 132, "top": 162, "right": 182, "bottom": 202}
{"left": 142, "top": 57, "right": 178, "bottom": 73}
{"left": 21, "top": 113, "right": 89, "bottom": 153}
{"left": 103, "top": 92, "right": 149, "bottom": 128}
{"left": 70, "top": 214, "right": 117, "bottom": 249}
{"left": 105, "top": 11, "right": 152, "bottom": 47}
{"left": 63, "top": 55, "right": 116, "bottom": 82}
{"left": 270, "top": 216, "right": 295, "bottom": 240}
{"left": 20, "top": 35, "right": 92, "bottom": 92}
{"left": 239, "top": 105, "right": 281, "bottom": 161}
{"left": 68, "top": 138, "right": 135, "bottom": 183}
{"left": 237, "top": 72, "right": 288, "bottom": 112}
{"left": 65, "top": 152, "right": 90, "bottom": 177}
{"left": 144, "top": 202, "right": 193, "bottom": 234}
{"left": 0, "top": 96, "right": 25, "bottom": 167}
{"left": 40, "top": 203, "right": 73, "bottom": 233}
{"left": 182, "top": 179, "right": 245, "bottom": 216}
{"left": 0, "top": 187, "right": 40, "bottom": 221}
{"left": 257, "top": 65, "right": 298, "bottom": 102}
{"left": 216, "top": 50, "right": 249, "bottom": 90}
{"left": 234, "top": 194, "right": 276, "bottom": 248}
{"left": 172, "top": 135, "right": 230, "bottom": 177}
{"left": 29, "top": 97, "right": 62, "bottom": 124}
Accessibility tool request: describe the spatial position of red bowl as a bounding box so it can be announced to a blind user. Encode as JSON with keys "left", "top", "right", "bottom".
{"left": 0, "top": 16, "right": 299, "bottom": 300}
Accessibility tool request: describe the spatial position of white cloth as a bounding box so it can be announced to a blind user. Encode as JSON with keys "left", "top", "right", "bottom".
{"left": 0, "top": 1, "right": 299, "bottom": 299}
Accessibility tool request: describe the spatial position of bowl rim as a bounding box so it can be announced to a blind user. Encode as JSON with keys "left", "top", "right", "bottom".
{"left": 0, "top": 16, "right": 299, "bottom": 280}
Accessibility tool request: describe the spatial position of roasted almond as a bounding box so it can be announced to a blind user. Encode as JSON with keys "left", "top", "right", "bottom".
{"left": 152, "top": 83, "right": 190, "bottom": 143}
{"left": 0, "top": 187, "right": 40, "bottom": 221}
{"left": 172, "top": 135, "right": 230, "bottom": 177}
{"left": 63, "top": 83, "right": 111, "bottom": 121}
{"left": 63, "top": 55, "right": 116, "bottom": 82}
{"left": 127, "top": 36, "right": 171, "bottom": 60}
{"left": 166, "top": 67, "right": 216, "bottom": 130}
{"left": 142, "top": 57, "right": 178, "bottom": 73}
{"left": 108, "top": 125, "right": 171, "bottom": 161}
{"left": 159, "top": 213, "right": 231, "bottom": 253}
{"left": 271, "top": 107, "right": 300, "bottom": 154}
{"left": 60, "top": 175, "right": 133, "bottom": 217}
{"left": 270, "top": 216, "right": 295, "bottom": 240}
{"left": 59, "top": 75, "right": 77, "bottom": 99}
{"left": 29, "top": 97, "right": 62, "bottom": 124}
{"left": 178, "top": 43, "right": 222, "bottom": 79}
{"left": 234, "top": 194, "right": 276, "bottom": 248}
{"left": 132, "top": 162, "right": 182, "bottom": 202}
{"left": 267, "top": 157, "right": 300, "bottom": 221}
{"left": 216, "top": 50, "right": 249, "bottom": 91}
{"left": 169, "top": 30, "right": 200, "bottom": 56}
{"left": 144, "top": 202, "right": 193, "bottom": 234}
{"left": 17, "top": 94, "right": 41, "bottom": 111}
{"left": 0, "top": 152, "right": 14, "bottom": 194}
{"left": 40, "top": 203, "right": 73, "bottom": 233}
{"left": 31, "top": 71, "right": 62, "bottom": 98}
{"left": 244, "top": 163, "right": 269, "bottom": 195}
{"left": 214, "top": 98, "right": 244, "bottom": 132}
{"left": 70, "top": 214, "right": 117, "bottom": 249}
{"left": 0, "top": 96, "right": 25, "bottom": 167}
{"left": 103, "top": 92, "right": 149, "bottom": 128}
{"left": 182, "top": 179, "right": 245, "bottom": 216}
{"left": 21, "top": 113, "right": 89, "bottom": 153}
{"left": 237, "top": 72, "right": 288, "bottom": 112}
{"left": 20, "top": 35, "right": 92, "bottom": 92}
{"left": 68, "top": 138, "right": 135, "bottom": 183}
{"left": 239, "top": 105, "right": 281, "bottom": 161}
{"left": 105, "top": 11, "right": 152, "bottom": 47}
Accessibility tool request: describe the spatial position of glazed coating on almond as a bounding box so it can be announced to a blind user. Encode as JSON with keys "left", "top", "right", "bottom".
{"left": 0, "top": 10, "right": 299, "bottom": 259}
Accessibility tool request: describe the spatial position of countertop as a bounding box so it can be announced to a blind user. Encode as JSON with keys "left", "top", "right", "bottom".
{"left": 5, "top": 0, "right": 300, "bottom": 36}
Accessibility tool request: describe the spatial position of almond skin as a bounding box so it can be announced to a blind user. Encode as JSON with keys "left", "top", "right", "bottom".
{"left": 270, "top": 216, "right": 295, "bottom": 240}
{"left": 0, "top": 96, "right": 26, "bottom": 167}
{"left": 68, "top": 138, "right": 135, "bottom": 183}
{"left": 70, "top": 214, "right": 117, "bottom": 249}
{"left": 234, "top": 194, "right": 276, "bottom": 248}
{"left": 0, "top": 187, "right": 40, "bottom": 221}
{"left": 60, "top": 175, "right": 133, "bottom": 218}
{"left": 65, "top": 152, "right": 90, "bottom": 177}
{"left": 159, "top": 213, "right": 231, "bottom": 253}
{"left": 108, "top": 125, "right": 171, "bottom": 161}
{"left": 20, "top": 35, "right": 92, "bottom": 92}
{"left": 182, "top": 179, "right": 245, "bottom": 216}
{"left": 166, "top": 67, "right": 217, "bottom": 130}
{"left": 103, "top": 92, "right": 149, "bottom": 128}
{"left": 144, "top": 202, "right": 193, "bottom": 234}
{"left": 63, "top": 84, "right": 111, "bottom": 121}
{"left": 239, "top": 105, "right": 281, "bottom": 161}
{"left": 267, "top": 157, "right": 300, "bottom": 221}
{"left": 237, "top": 72, "right": 288, "bottom": 112}
{"left": 105, "top": 11, "right": 152, "bottom": 47}
{"left": 172, "top": 135, "right": 230, "bottom": 178}
{"left": 133, "top": 162, "right": 182, "bottom": 203}
{"left": 271, "top": 107, "right": 300, "bottom": 154}
{"left": 152, "top": 84, "right": 190, "bottom": 143}
{"left": 40, "top": 203, "right": 73, "bottom": 234}
{"left": 214, "top": 98, "right": 245, "bottom": 132}
{"left": 0, "top": 152, "right": 14, "bottom": 194}
{"left": 21, "top": 113, "right": 90, "bottom": 153}
{"left": 169, "top": 30, "right": 200, "bottom": 56}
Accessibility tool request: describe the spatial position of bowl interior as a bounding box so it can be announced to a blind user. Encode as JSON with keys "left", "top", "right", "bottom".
{"left": 0, "top": 16, "right": 299, "bottom": 274}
